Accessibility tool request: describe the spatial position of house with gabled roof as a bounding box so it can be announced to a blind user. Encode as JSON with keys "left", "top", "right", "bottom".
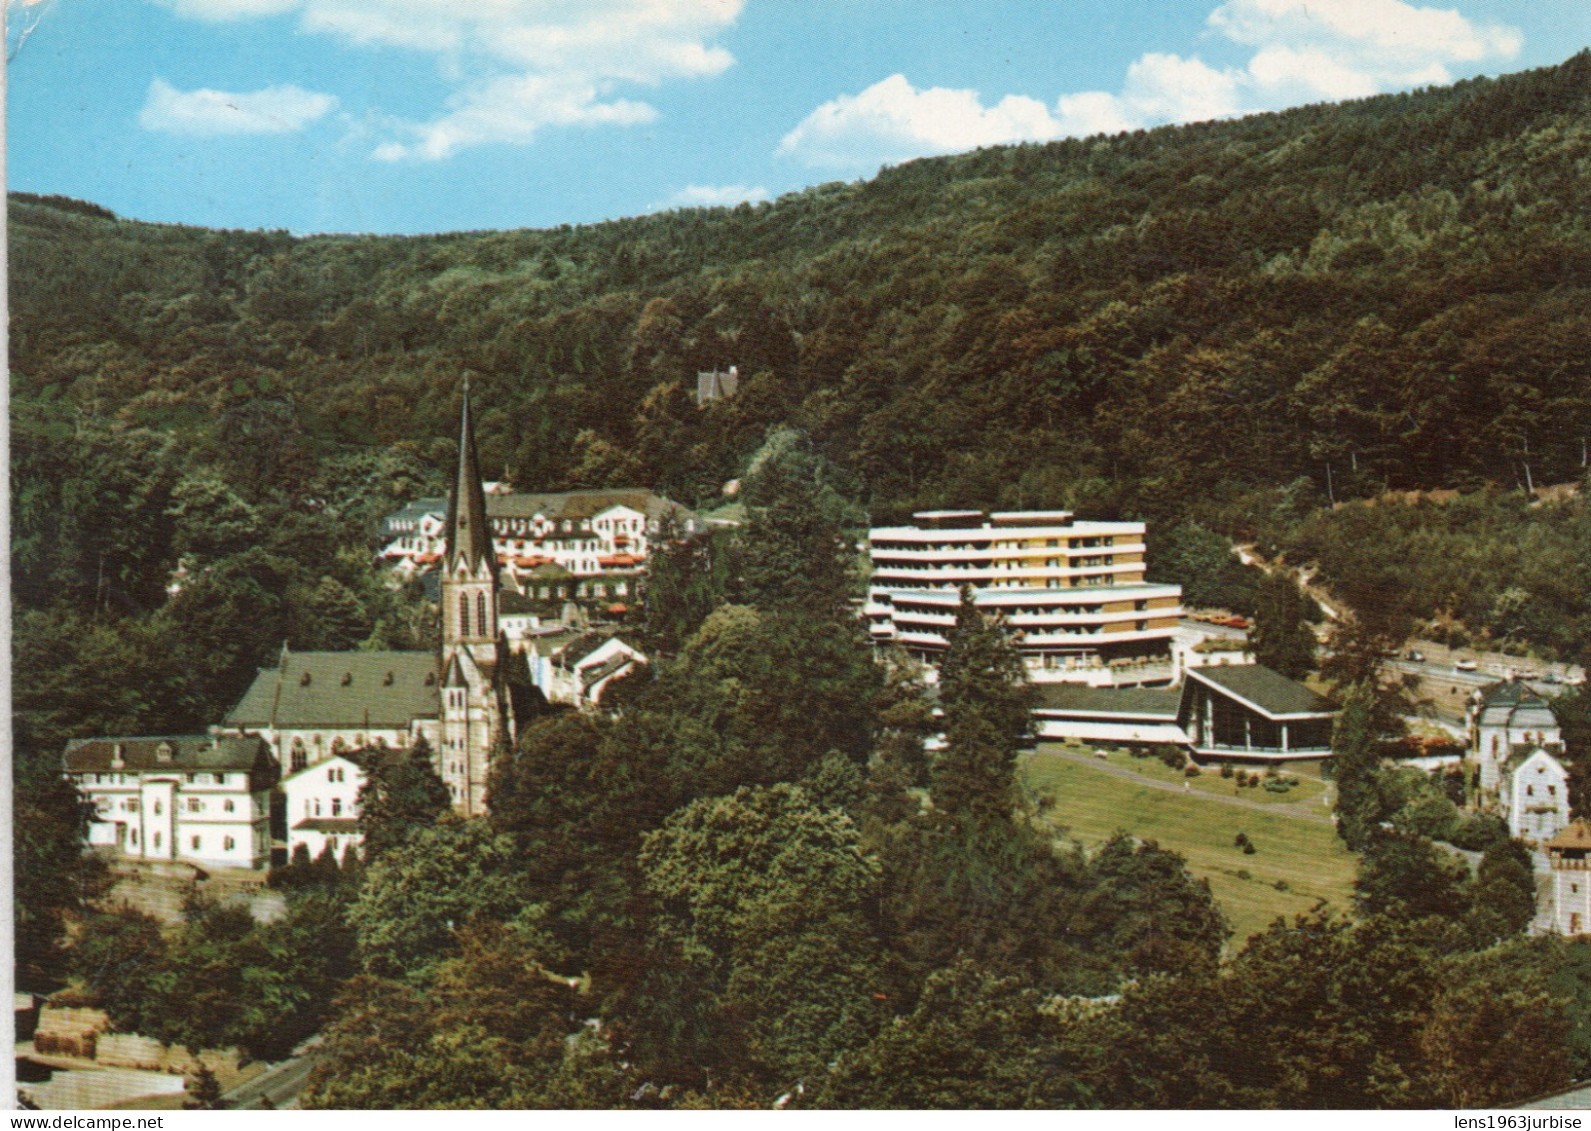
{"left": 1471, "top": 677, "right": 1563, "bottom": 794}
{"left": 1500, "top": 745, "right": 1571, "bottom": 844}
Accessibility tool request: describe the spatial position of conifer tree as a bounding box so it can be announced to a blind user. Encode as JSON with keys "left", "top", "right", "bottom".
{"left": 932, "top": 587, "right": 1033, "bottom": 825}
{"left": 357, "top": 737, "right": 451, "bottom": 861}
{"left": 1250, "top": 572, "right": 1317, "bottom": 679}
{"left": 1332, "top": 681, "right": 1387, "bottom": 851}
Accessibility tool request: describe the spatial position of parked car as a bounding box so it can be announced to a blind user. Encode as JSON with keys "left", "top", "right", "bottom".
{"left": 1455, "top": 659, "right": 1478, "bottom": 672}
{"left": 1406, "top": 650, "right": 1425, "bottom": 662}
{"left": 1225, "top": 616, "right": 1250, "bottom": 630}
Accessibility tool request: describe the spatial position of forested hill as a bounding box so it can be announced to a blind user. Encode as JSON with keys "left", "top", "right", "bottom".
{"left": 14, "top": 50, "right": 1591, "bottom": 545}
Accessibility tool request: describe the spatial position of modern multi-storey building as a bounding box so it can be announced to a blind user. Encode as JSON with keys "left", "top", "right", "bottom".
{"left": 866, "top": 510, "right": 1183, "bottom": 686}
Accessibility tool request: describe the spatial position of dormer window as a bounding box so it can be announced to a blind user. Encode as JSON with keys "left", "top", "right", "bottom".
{"left": 155, "top": 742, "right": 174, "bottom": 764}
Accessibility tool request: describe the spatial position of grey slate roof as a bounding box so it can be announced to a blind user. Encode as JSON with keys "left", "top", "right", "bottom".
{"left": 64, "top": 734, "right": 274, "bottom": 776}
{"left": 1032, "top": 684, "right": 1182, "bottom": 718}
{"left": 1185, "top": 664, "right": 1338, "bottom": 718}
{"left": 225, "top": 651, "right": 440, "bottom": 729}
{"left": 292, "top": 818, "right": 362, "bottom": 834}
{"left": 1477, "top": 677, "right": 1559, "bottom": 730}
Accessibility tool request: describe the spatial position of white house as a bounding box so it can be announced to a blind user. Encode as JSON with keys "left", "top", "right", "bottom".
{"left": 1500, "top": 746, "right": 1572, "bottom": 844}
{"left": 62, "top": 735, "right": 277, "bottom": 870}
{"left": 1471, "top": 677, "right": 1562, "bottom": 794}
{"left": 280, "top": 753, "right": 365, "bottom": 861}
{"left": 527, "top": 631, "right": 648, "bottom": 708}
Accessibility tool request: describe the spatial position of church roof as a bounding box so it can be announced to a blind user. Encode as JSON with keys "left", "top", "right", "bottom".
{"left": 443, "top": 383, "right": 497, "bottom": 581}
{"left": 225, "top": 651, "right": 440, "bottom": 729}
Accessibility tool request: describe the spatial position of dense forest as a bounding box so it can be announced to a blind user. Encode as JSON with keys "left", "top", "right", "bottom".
{"left": 15, "top": 50, "right": 1591, "bottom": 1109}
{"left": 13, "top": 51, "right": 1591, "bottom": 676}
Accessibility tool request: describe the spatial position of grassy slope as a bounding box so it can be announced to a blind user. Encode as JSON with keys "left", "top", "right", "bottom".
{"left": 1021, "top": 745, "right": 1358, "bottom": 950}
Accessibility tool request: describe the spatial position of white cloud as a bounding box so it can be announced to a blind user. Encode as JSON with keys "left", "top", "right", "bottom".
{"left": 156, "top": 0, "right": 744, "bottom": 159}
{"left": 781, "top": 0, "right": 1522, "bottom": 170}
{"left": 154, "top": 0, "right": 299, "bottom": 19}
{"left": 660, "top": 183, "right": 769, "bottom": 209}
{"left": 139, "top": 77, "right": 337, "bottom": 136}
{"left": 777, "top": 74, "right": 1065, "bottom": 168}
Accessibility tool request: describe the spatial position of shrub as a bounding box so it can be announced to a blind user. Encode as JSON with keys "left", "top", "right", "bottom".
{"left": 1184, "top": 763, "right": 1201, "bottom": 777}
{"left": 1273, "top": 879, "right": 1290, "bottom": 891}
{"left": 1220, "top": 762, "right": 1234, "bottom": 779}
{"left": 1236, "top": 869, "right": 1251, "bottom": 880}
{"left": 1234, "top": 832, "right": 1251, "bottom": 849}
{"left": 1449, "top": 812, "right": 1509, "bottom": 851}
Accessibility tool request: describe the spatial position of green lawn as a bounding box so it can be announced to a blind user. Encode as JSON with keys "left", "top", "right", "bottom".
{"left": 1021, "top": 746, "right": 1359, "bottom": 951}
{"left": 1078, "top": 743, "right": 1330, "bottom": 807}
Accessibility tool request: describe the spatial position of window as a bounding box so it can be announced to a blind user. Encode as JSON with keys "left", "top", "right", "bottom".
{"left": 188, "top": 798, "right": 202, "bottom": 813}
{"left": 130, "top": 829, "right": 138, "bottom": 847}
{"left": 153, "top": 800, "right": 163, "bottom": 816}
{"left": 476, "top": 592, "right": 488, "bottom": 637}
{"left": 224, "top": 836, "right": 235, "bottom": 852}
{"left": 191, "top": 835, "right": 201, "bottom": 851}
{"left": 314, "top": 799, "right": 322, "bottom": 816}
{"left": 328, "top": 766, "right": 344, "bottom": 783}
{"left": 332, "top": 799, "right": 343, "bottom": 817}
{"left": 224, "top": 799, "right": 235, "bottom": 813}
{"left": 459, "top": 592, "right": 470, "bottom": 636}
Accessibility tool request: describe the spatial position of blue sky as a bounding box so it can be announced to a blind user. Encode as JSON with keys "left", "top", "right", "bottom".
{"left": 8, "top": 0, "right": 1590, "bottom": 235}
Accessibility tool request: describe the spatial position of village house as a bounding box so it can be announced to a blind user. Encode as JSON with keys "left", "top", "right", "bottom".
{"left": 62, "top": 736, "right": 277, "bottom": 870}
{"left": 1499, "top": 745, "right": 1572, "bottom": 844}
{"left": 1470, "top": 676, "right": 1563, "bottom": 794}
{"left": 524, "top": 631, "right": 648, "bottom": 708}
{"left": 279, "top": 752, "right": 365, "bottom": 861}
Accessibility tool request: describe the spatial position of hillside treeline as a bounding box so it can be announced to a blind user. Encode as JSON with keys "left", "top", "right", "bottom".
{"left": 13, "top": 52, "right": 1591, "bottom": 741}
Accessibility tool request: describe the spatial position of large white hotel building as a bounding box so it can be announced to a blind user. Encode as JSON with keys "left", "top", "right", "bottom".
{"left": 866, "top": 510, "right": 1183, "bottom": 686}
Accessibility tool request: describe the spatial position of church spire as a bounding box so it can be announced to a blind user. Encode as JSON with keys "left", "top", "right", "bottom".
{"left": 443, "top": 378, "right": 496, "bottom": 580}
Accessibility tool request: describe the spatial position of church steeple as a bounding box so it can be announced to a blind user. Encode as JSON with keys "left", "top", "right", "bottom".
{"left": 444, "top": 378, "right": 497, "bottom": 580}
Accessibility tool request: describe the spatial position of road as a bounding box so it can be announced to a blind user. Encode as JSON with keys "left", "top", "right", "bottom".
{"left": 1042, "top": 743, "right": 1335, "bottom": 825}
{"left": 222, "top": 1043, "right": 321, "bottom": 1109}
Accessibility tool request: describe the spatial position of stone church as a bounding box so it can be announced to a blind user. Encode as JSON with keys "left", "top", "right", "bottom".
{"left": 68, "top": 387, "right": 527, "bottom": 869}
{"left": 225, "top": 384, "right": 528, "bottom": 817}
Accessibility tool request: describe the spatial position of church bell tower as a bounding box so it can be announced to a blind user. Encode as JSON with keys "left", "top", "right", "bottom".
{"left": 438, "top": 380, "right": 510, "bottom": 816}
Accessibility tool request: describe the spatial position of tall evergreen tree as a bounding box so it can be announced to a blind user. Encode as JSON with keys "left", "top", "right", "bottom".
{"left": 1250, "top": 572, "right": 1318, "bottom": 679}
{"left": 1332, "top": 680, "right": 1388, "bottom": 851}
{"left": 357, "top": 737, "right": 452, "bottom": 861}
{"left": 932, "top": 587, "right": 1033, "bottom": 825}
{"left": 735, "top": 433, "right": 855, "bottom": 615}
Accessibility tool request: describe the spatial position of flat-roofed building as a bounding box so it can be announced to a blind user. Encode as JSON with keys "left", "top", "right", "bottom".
{"left": 867, "top": 510, "right": 1182, "bottom": 686}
